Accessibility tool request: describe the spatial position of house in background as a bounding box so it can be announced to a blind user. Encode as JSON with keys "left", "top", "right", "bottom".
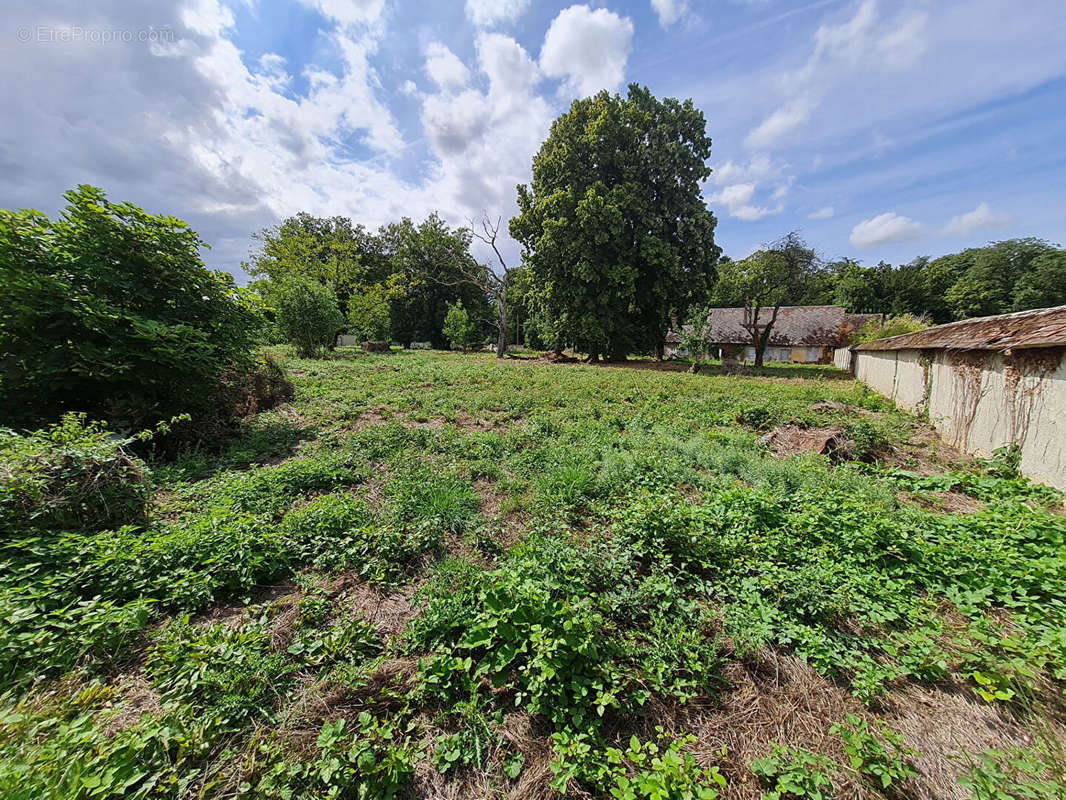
{"left": 667, "top": 306, "right": 880, "bottom": 364}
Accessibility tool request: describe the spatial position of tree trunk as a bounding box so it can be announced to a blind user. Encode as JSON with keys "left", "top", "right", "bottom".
{"left": 495, "top": 290, "right": 507, "bottom": 358}
{"left": 608, "top": 342, "right": 628, "bottom": 362}
{"left": 756, "top": 306, "right": 781, "bottom": 368}
{"left": 753, "top": 330, "right": 764, "bottom": 367}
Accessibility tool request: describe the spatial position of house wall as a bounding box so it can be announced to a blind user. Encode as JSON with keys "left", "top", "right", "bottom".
{"left": 855, "top": 347, "right": 1066, "bottom": 491}
{"left": 741, "top": 346, "right": 823, "bottom": 363}
{"left": 336, "top": 334, "right": 359, "bottom": 347}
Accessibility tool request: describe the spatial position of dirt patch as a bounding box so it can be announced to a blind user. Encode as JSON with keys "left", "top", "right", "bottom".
{"left": 352, "top": 407, "right": 397, "bottom": 430}
{"left": 880, "top": 680, "right": 1065, "bottom": 800}
{"left": 473, "top": 479, "right": 526, "bottom": 554}
{"left": 353, "top": 407, "right": 508, "bottom": 434}
{"left": 880, "top": 424, "right": 974, "bottom": 476}
{"left": 759, "top": 425, "right": 851, "bottom": 459}
{"left": 333, "top": 575, "right": 425, "bottom": 642}
{"left": 103, "top": 671, "right": 162, "bottom": 735}
{"left": 810, "top": 400, "right": 867, "bottom": 415}
{"left": 680, "top": 651, "right": 874, "bottom": 799}
{"left": 899, "top": 490, "right": 985, "bottom": 515}
{"left": 194, "top": 580, "right": 298, "bottom": 628}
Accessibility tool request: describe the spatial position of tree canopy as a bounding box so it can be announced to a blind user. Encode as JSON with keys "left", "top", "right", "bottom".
{"left": 248, "top": 212, "right": 489, "bottom": 349}
{"left": 824, "top": 239, "right": 1066, "bottom": 322}
{"left": 511, "top": 84, "right": 720, "bottom": 360}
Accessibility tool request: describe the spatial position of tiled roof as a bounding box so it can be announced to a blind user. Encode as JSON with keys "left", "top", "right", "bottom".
{"left": 854, "top": 305, "right": 1066, "bottom": 352}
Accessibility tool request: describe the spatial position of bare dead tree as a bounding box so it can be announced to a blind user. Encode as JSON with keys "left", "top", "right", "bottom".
{"left": 438, "top": 214, "right": 520, "bottom": 358}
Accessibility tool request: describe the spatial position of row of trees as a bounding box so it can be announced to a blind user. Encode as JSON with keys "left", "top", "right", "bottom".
{"left": 828, "top": 239, "right": 1066, "bottom": 323}
{"left": 247, "top": 213, "right": 493, "bottom": 355}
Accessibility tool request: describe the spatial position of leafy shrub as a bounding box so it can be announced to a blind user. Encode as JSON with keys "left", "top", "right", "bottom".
{"left": 0, "top": 686, "right": 204, "bottom": 800}
{"left": 829, "top": 713, "right": 917, "bottom": 790}
{"left": 416, "top": 570, "right": 623, "bottom": 728}
{"left": 442, "top": 301, "right": 483, "bottom": 350}
{"left": 551, "top": 729, "right": 726, "bottom": 799}
{"left": 750, "top": 745, "right": 835, "bottom": 799}
{"left": 851, "top": 313, "right": 930, "bottom": 344}
{"left": 959, "top": 748, "right": 1066, "bottom": 799}
{"left": 432, "top": 699, "right": 500, "bottom": 775}
{"left": 273, "top": 276, "right": 344, "bottom": 358}
{"left": 249, "top": 713, "right": 418, "bottom": 799}
{"left": 0, "top": 185, "right": 257, "bottom": 430}
{"left": 0, "top": 414, "right": 151, "bottom": 535}
{"left": 146, "top": 618, "right": 296, "bottom": 729}
{"left": 0, "top": 587, "right": 154, "bottom": 689}
{"left": 841, "top": 419, "right": 888, "bottom": 462}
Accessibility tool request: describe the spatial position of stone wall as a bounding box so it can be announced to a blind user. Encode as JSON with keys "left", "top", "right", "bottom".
{"left": 855, "top": 347, "right": 1066, "bottom": 491}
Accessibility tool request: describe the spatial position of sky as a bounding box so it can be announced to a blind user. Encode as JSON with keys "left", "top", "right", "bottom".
{"left": 4, "top": 0, "right": 1066, "bottom": 280}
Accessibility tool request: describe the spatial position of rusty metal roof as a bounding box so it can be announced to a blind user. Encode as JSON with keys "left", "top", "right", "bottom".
{"left": 700, "top": 306, "right": 879, "bottom": 348}
{"left": 854, "top": 305, "right": 1066, "bottom": 352}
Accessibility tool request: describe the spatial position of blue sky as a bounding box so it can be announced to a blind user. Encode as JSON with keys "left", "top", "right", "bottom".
{"left": 4, "top": 0, "right": 1066, "bottom": 278}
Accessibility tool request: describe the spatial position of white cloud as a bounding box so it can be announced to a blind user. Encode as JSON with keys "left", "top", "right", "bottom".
{"left": 296, "top": 0, "right": 385, "bottom": 26}
{"left": 942, "top": 202, "right": 1014, "bottom": 236}
{"left": 400, "top": 79, "right": 418, "bottom": 96}
{"left": 808, "top": 206, "right": 835, "bottom": 219}
{"left": 710, "top": 153, "right": 783, "bottom": 186}
{"left": 744, "top": 0, "right": 929, "bottom": 149}
{"left": 477, "top": 32, "right": 541, "bottom": 96}
{"left": 424, "top": 42, "right": 470, "bottom": 91}
{"left": 849, "top": 212, "right": 924, "bottom": 248}
{"left": 651, "top": 0, "right": 689, "bottom": 29}
{"left": 414, "top": 34, "right": 554, "bottom": 267}
{"left": 540, "top": 5, "right": 634, "bottom": 97}
{"left": 709, "top": 182, "right": 781, "bottom": 221}
{"left": 745, "top": 96, "right": 815, "bottom": 150}
{"left": 465, "top": 0, "right": 530, "bottom": 28}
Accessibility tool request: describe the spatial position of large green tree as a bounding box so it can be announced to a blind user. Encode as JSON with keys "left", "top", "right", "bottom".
{"left": 944, "top": 239, "right": 1061, "bottom": 319}
{"left": 0, "top": 186, "right": 256, "bottom": 429}
{"left": 248, "top": 213, "right": 387, "bottom": 315}
{"left": 511, "top": 84, "right": 720, "bottom": 361}
{"left": 713, "top": 232, "right": 820, "bottom": 367}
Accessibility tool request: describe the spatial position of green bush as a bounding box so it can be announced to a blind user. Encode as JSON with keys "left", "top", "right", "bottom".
{"left": 146, "top": 618, "right": 296, "bottom": 730}
{"left": 0, "top": 185, "right": 257, "bottom": 430}
{"left": 0, "top": 413, "right": 152, "bottom": 535}
{"left": 273, "top": 276, "right": 344, "bottom": 357}
{"left": 851, "top": 313, "right": 930, "bottom": 344}
{"left": 249, "top": 713, "right": 418, "bottom": 799}
{"left": 551, "top": 729, "right": 725, "bottom": 799}
{"left": 442, "top": 300, "right": 483, "bottom": 350}
{"left": 750, "top": 745, "right": 835, "bottom": 799}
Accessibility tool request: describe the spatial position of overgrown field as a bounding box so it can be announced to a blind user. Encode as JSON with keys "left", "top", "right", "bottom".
{"left": 2, "top": 349, "right": 1065, "bottom": 800}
